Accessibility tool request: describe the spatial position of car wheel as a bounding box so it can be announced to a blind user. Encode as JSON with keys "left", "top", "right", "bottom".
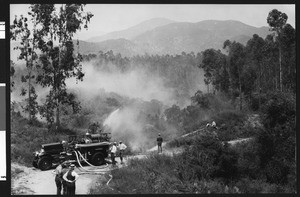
{"left": 91, "top": 152, "right": 105, "bottom": 166}
{"left": 32, "top": 160, "right": 38, "bottom": 168}
{"left": 38, "top": 157, "right": 52, "bottom": 171}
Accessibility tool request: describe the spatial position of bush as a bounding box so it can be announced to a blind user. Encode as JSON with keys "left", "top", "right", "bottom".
{"left": 210, "top": 110, "right": 248, "bottom": 141}
{"left": 175, "top": 134, "right": 239, "bottom": 181}
{"left": 256, "top": 91, "right": 295, "bottom": 185}
{"left": 235, "top": 139, "right": 261, "bottom": 179}
{"left": 260, "top": 91, "right": 295, "bottom": 129}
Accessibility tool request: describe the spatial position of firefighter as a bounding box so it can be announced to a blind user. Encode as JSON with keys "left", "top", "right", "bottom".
{"left": 110, "top": 142, "right": 117, "bottom": 165}
{"left": 52, "top": 161, "right": 64, "bottom": 195}
{"left": 211, "top": 121, "right": 216, "bottom": 128}
{"left": 84, "top": 132, "right": 92, "bottom": 143}
{"left": 61, "top": 162, "right": 69, "bottom": 195}
{"left": 118, "top": 141, "right": 127, "bottom": 164}
{"left": 63, "top": 164, "right": 79, "bottom": 195}
{"left": 157, "top": 133, "right": 163, "bottom": 153}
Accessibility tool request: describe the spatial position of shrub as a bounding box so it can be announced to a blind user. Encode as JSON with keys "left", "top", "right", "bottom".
{"left": 256, "top": 91, "right": 295, "bottom": 185}
{"left": 260, "top": 91, "right": 295, "bottom": 129}
{"left": 235, "top": 139, "right": 261, "bottom": 179}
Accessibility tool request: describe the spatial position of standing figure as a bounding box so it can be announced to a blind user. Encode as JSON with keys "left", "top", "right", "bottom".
{"left": 60, "top": 162, "right": 69, "bottom": 195}
{"left": 211, "top": 121, "right": 216, "bottom": 128}
{"left": 84, "top": 132, "right": 92, "bottom": 143}
{"left": 118, "top": 141, "right": 127, "bottom": 164}
{"left": 110, "top": 142, "right": 117, "bottom": 165}
{"left": 63, "top": 164, "right": 79, "bottom": 195}
{"left": 52, "top": 161, "right": 64, "bottom": 195}
{"left": 157, "top": 133, "right": 163, "bottom": 153}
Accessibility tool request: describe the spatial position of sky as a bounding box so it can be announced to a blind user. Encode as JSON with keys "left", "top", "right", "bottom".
{"left": 10, "top": 4, "right": 295, "bottom": 41}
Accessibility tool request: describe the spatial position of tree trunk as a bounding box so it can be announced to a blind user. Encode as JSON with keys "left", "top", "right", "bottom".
{"left": 56, "top": 98, "right": 60, "bottom": 129}
{"left": 207, "top": 83, "right": 209, "bottom": 94}
{"left": 239, "top": 75, "right": 242, "bottom": 111}
{"left": 258, "top": 62, "right": 261, "bottom": 109}
{"left": 25, "top": 53, "right": 31, "bottom": 121}
{"left": 279, "top": 46, "right": 282, "bottom": 92}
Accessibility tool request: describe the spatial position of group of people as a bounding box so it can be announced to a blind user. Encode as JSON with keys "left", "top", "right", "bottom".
{"left": 53, "top": 161, "right": 79, "bottom": 195}
{"left": 110, "top": 141, "right": 127, "bottom": 165}
{"left": 206, "top": 120, "right": 217, "bottom": 128}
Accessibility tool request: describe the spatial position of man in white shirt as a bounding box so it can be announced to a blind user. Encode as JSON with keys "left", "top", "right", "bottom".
{"left": 63, "top": 164, "right": 79, "bottom": 195}
{"left": 118, "top": 141, "right": 127, "bottom": 164}
{"left": 110, "top": 142, "right": 117, "bottom": 165}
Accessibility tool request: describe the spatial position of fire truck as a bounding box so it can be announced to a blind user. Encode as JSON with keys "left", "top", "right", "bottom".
{"left": 32, "top": 132, "right": 111, "bottom": 171}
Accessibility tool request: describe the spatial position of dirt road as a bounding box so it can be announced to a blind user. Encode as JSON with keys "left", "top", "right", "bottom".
{"left": 11, "top": 138, "right": 248, "bottom": 195}
{"left": 11, "top": 162, "right": 104, "bottom": 195}
{"left": 11, "top": 143, "right": 182, "bottom": 195}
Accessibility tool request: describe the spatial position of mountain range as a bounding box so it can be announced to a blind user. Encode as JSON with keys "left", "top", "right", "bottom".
{"left": 77, "top": 18, "right": 271, "bottom": 57}
{"left": 11, "top": 18, "right": 272, "bottom": 58}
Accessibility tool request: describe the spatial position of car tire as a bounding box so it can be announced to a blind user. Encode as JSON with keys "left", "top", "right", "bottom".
{"left": 38, "top": 157, "right": 52, "bottom": 171}
{"left": 32, "top": 160, "right": 38, "bottom": 168}
{"left": 91, "top": 152, "right": 105, "bottom": 166}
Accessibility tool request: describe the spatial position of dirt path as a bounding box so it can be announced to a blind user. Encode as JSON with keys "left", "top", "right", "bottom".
{"left": 11, "top": 136, "right": 246, "bottom": 195}
{"left": 11, "top": 162, "right": 103, "bottom": 195}
{"left": 11, "top": 142, "right": 183, "bottom": 195}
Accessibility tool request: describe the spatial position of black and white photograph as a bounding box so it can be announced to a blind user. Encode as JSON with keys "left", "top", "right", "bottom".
{"left": 10, "top": 4, "right": 296, "bottom": 195}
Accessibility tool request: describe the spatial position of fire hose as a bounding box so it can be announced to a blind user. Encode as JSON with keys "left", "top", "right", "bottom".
{"left": 73, "top": 150, "right": 116, "bottom": 190}
{"left": 73, "top": 151, "right": 110, "bottom": 174}
{"left": 77, "top": 150, "right": 109, "bottom": 169}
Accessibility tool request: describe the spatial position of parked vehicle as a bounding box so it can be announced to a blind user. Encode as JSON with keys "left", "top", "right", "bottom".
{"left": 32, "top": 133, "right": 111, "bottom": 171}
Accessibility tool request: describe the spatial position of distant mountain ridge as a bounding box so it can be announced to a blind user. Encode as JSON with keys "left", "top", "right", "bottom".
{"left": 87, "top": 18, "right": 176, "bottom": 42}
{"left": 131, "top": 20, "right": 270, "bottom": 55}
{"left": 78, "top": 19, "right": 270, "bottom": 57}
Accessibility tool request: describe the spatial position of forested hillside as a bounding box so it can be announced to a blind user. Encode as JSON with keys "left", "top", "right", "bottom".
{"left": 10, "top": 5, "right": 295, "bottom": 194}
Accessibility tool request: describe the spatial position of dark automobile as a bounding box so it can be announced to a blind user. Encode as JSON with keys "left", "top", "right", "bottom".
{"left": 33, "top": 133, "right": 111, "bottom": 171}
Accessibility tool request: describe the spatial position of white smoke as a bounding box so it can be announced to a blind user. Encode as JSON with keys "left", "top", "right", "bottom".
{"left": 64, "top": 60, "right": 206, "bottom": 151}
{"left": 103, "top": 107, "right": 150, "bottom": 151}
{"left": 66, "top": 61, "right": 177, "bottom": 106}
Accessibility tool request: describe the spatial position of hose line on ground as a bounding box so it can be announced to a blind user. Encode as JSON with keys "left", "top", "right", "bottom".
{"left": 77, "top": 150, "right": 109, "bottom": 169}
{"left": 73, "top": 151, "right": 109, "bottom": 174}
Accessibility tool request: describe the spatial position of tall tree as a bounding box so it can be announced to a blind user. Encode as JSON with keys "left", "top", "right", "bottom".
{"left": 267, "top": 9, "right": 288, "bottom": 92}
{"left": 200, "top": 49, "right": 227, "bottom": 94}
{"left": 31, "top": 4, "right": 93, "bottom": 129}
{"left": 223, "top": 40, "right": 246, "bottom": 110}
{"left": 10, "top": 60, "right": 15, "bottom": 92}
{"left": 280, "top": 24, "right": 296, "bottom": 93}
{"left": 10, "top": 13, "right": 39, "bottom": 123}
{"left": 262, "top": 34, "right": 278, "bottom": 92}
{"left": 245, "top": 34, "right": 265, "bottom": 107}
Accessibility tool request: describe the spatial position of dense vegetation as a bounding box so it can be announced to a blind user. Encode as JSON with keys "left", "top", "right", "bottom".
{"left": 89, "top": 91, "right": 295, "bottom": 194}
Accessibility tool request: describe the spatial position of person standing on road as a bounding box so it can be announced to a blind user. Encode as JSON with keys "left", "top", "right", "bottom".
{"left": 63, "top": 164, "right": 79, "bottom": 195}
{"left": 52, "top": 161, "right": 64, "bottom": 195}
{"left": 60, "top": 162, "right": 69, "bottom": 195}
{"left": 118, "top": 141, "right": 127, "bottom": 164}
{"left": 157, "top": 133, "right": 163, "bottom": 153}
{"left": 110, "top": 142, "right": 117, "bottom": 165}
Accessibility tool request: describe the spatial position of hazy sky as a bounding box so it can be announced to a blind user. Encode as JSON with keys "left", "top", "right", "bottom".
{"left": 10, "top": 4, "right": 295, "bottom": 40}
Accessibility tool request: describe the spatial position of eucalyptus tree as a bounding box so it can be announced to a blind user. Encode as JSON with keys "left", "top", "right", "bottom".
{"left": 200, "top": 49, "right": 228, "bottom": 94}
{"left": 280, "top": 24, "right": 296, "bottom": 93}
{"left": 10, "top": 13, "right": 39, "bottom": 123}
{"left": 223, "top": 40, "right": 246, "bottom": 110}
{"left": 245, "top": 34, "right": 265, "bottom": 107}
{"left": 30, "top": 4, "right": 93, "bottom": 129}
{"left": 267, "top": 9, "right": 288, "bottom": 92}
